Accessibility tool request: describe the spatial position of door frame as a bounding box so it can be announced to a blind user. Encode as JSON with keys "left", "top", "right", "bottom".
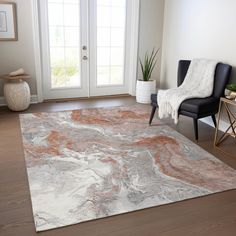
{"left": 31, "top": 0, "right": 140, "bottom": 102}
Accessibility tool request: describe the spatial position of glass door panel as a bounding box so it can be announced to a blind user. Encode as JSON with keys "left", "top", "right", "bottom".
{"left": 48, "top": 0, "right": 81, "bottom": 88}
{"left": 96, "top": 0, "right": 126, "bottom": 86}
{"left": 89, "top": 0, "right": 129, "bottom": 96}
{"left": 40, "top": 0, "right": 89, "bottom": 100}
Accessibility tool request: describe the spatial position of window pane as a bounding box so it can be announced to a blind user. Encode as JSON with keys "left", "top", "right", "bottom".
{"left": 50, "top": 47, "right": 65, "bottom": 67}
{"left": 96, "top": 1, "right": 126, "bottom": 86}
{"left": 97, "top": 47, "right": 110, "bottom": 66}
{"left": 65, "top": 0, "right": 80, "bottom": 4}
{"left": 111, "top": 47, "right": 124, "bottom": 65}
{"left": 111, "top": 7, "right": 125, "bottom": 27}
{"left": 64, "top": 4, "right": 80, "bottom": 26}
{"left": 97, "top": 6, "right": 111, "bottom": 27}
{"left": 48, "top": 3, "right": 63, "bottom": 26}
{"left": 65, "top": 48, "right": 80, "bottom": 68}
{"left": 110, "top": 66, "right": 124, "bottom": 85}
{"left": 112, "top": 0, "right": 126, "bottom": 7}
{"left": 49, "top": 26, "right": 64, "bottom": 47}
{"left": 65, "top": 27, "right": 80, "bottom": 47}
{"left": 97, "top": 28, "right": 111, "bottom": 47}
{"left": 97, "top": 66, "right": 110, "bottom": 86}
{"left": 48, "top": 1, "right": 81, "bottom": 88}
{"left": 111, "top": 28, "right": 124, "bottom": 47}
{"left": 65, "top": 67, "right": 81, "bottom": 87}
{"left": 97, "top": 0, "right": 112, "bottom": 6}
{"left": 51, "top": 67, "right": 66, "bottom": 88}
{"left": 48, "top": 0, "right": 63, "bottom": 3}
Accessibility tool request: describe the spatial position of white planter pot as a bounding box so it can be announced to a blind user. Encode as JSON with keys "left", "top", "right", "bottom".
{"left": 136, "top": 80, "right": 156, "bottom": 104}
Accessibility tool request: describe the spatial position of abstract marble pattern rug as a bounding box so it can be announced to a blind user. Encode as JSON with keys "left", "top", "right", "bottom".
{"left": 20, "top": 105, "right": 236, "bottom": 232}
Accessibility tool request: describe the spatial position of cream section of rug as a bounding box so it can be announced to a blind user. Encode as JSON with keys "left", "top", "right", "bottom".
{"left": 19, "top": 105, "right": 236, "bottom": 232}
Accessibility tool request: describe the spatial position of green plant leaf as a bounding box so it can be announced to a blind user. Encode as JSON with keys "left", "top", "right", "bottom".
{"left": 139, "top": 48, "right": 159, "bottom": 81}
{"left": 226, "top": 84, "right": 236, "bottom": 91}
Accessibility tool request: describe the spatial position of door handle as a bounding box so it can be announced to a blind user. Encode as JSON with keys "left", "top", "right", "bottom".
{"left": 82, "top": 56, "right": 88, "bottom": 60}
{"left": 82, "top": 46, "right": 87, "bottom": 50}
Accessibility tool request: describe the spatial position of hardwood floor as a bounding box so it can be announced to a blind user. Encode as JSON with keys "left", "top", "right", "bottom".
{"left": 0, "top": 97, "right": 235, "bottom": 236}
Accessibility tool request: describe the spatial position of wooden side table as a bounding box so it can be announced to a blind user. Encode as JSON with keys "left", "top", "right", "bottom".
{"left": 0, "top": 74, "right": 31, "bottom": 111}
{"left": 214, "top": 97, "right": 236, "bottom": 156}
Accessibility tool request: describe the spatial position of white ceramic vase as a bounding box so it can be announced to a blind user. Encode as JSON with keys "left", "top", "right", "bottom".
{"left": 4, "top": 80, "right": 30, "bottom": 111}
{"left": 136, "top": 80, "right": 156, "bottom": 104}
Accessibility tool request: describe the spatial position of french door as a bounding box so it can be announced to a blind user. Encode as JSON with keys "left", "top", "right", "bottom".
{"left": 40, "top": 0, "right": 134, "bottom": 100}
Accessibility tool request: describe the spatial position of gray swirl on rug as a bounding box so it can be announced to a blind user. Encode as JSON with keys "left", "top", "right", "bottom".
{"left": 19, "top": 105, "right": 236, "bottom": 232}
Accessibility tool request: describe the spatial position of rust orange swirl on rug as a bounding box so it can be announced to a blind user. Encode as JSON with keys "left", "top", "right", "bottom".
{"left": 19, "top": 105, "right": 236, "bottom": 232}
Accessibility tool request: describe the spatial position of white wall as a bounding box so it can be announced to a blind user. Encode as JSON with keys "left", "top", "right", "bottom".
{"left": 0, "top": 0, "right": 37, "bottom": 96}
{"left": 161, "top": 0, "right": 236, "bottom": 89}
{"left": 138, "top": 0, "right": 165, "bottom": 87}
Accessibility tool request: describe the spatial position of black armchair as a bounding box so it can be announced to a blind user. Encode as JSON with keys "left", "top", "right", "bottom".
{"left": 149, "top": 60, "right": 232, "bottom": 140}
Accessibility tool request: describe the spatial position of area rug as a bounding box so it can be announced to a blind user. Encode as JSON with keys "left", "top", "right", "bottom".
{"left": 19, "top": 105, "right": 236, "bottom": 232}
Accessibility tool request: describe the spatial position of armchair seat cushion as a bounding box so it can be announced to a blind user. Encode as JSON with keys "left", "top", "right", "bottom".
{"left": 151, "top": 93, "right": 219, "bottom": 114}
{"left": 180, "top": 97, "right": 219, "bottom": 114}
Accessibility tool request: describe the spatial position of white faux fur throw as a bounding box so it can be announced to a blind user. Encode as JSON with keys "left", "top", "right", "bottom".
{"left": 158, "top": 59, "right": 218, "bottom": 124}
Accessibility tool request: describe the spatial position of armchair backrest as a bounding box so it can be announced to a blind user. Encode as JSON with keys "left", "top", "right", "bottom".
{"left": 177, "top": 60, "right": 232, "bottom": 98}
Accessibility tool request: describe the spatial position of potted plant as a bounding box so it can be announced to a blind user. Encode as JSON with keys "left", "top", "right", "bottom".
{"left": 225, "top": 83, "right": 236, "bottom": 99}
{"left": 136, "top": 48, "right": 159, "bottom": 104}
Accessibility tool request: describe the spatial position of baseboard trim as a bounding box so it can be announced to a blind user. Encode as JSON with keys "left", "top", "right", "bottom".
{"left": 0, "top": 95, "right": 38, "bottom": 107}
{"left": 200, "top": 117, "right": 228, "bottom": 133}
{"left": 43, "top": 94, "right": 132, "bottom": 103}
